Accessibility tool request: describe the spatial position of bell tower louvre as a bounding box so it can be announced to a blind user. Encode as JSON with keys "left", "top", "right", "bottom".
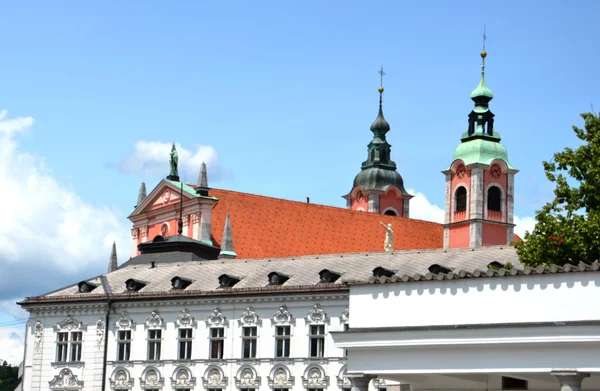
{"left": 442, "top": 38, "right": 518, "bottom": 249}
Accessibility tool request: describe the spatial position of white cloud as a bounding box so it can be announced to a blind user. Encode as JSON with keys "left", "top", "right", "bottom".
{"left": 0, "top": 327, "right": 24, "bottom": 366}
{"left": 514, "top": 215, "right": 536, "bottom": 239}
{"left": 0, "top": 110, "right": 130, "bottom": 365}
{"left": 406, "top": 188, "right": 445, "bottom": 223}
{"left": 119, "top": 141, "right": 224, "bottom": 182}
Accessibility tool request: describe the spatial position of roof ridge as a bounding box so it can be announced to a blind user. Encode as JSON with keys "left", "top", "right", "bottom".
{"left": 210, "top": 188, "right": 443, "bottom": 227}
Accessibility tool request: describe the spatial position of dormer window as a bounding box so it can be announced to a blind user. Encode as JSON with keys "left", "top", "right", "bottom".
{"left": 488, "top": 261, "right": 505, "bottom": 269}
{"left": 428, "top": 264, "right": 452, "bottom": 274}
{"left": 77, "top": 281, "right": 98, "bottom": 293}
{"left": 268, "top": 272, "right": 290, "bottom": 286}
{"left": 171, "top": 276, "right": 192, "bottom": 290}
{"left": 125, "top": 278, "right": 146, "bottom": 292}
{"left": 218, "top": 274, "right": 240, "bottom": 288}
{"left": 372, "top": 267, "right": 395, "bottom": 278}
{"left": 319, "top": 269, "right": 341, "bottom": 284}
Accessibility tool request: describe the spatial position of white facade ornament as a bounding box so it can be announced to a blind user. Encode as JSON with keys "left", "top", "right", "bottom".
{"left": 140, "top": 368, "right": 164, "bottom": 388}
{"left": 145, "top": 309, "right": 165, "bottom": 329}
{"left": 337, "top": 367, "right": 352, "bottom": 389}
{"left": 341, "top": 308, "right": 349, "bottom": 324}
{"left": 236, "top": 366, "right": 261, "bottom": 388}
{"left": 302, "top": 366, "right": 329, "bottom": 388}
{"left": 269, "top": 366, "right": 294, "bottom": 388}
{"left": 96, "top": 319, "right": 105, "bottom": 350}
{"left": 172, "top": 368, "right": 196, "bottom": 387}
{"left": 239, "top": 306, "right": 261, "bottom": 326}
{"left": 192, "top": 213, "right": 200, "bottom": 224}
{"left": 49, "top": 368, "right": 84, "bottom": 389}
{"left": 131, "top": 228, "right": 139, "bottom": 239}
{"left": 203, "top": 367, "right": 228, "bottom": 388}
{"left": 380, "top": 221, "right": 394, "bottom": 252}
{"left": 141, "top": 226, "right": 149, "bottom": 237}
{"left": 55, "top": 315, "right": 85, "bottom": 331}
{"left": 34, "top": 321, "right": 43, "bottom": 352}
{"left": 182, "top": 215, "right": 189, "bottom": 225}
{"left": 306, "top": 303, "right": 328, "bottom": 324}
{"left": 207, "top": 307, "right": 227, "bottom": 327}
{"left": 116, "top": 311, "right": 135, "bottom": 330}
{"left": 176, "top": 308, "right": 197, "bottom": 328}
{"left": 272, "top": 305, "right": 293, "bottom": 325}
{"left": 110, "top": 369, "right": 133, "bottom": 389}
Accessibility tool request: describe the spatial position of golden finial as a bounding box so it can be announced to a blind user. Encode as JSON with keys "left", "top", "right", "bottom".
{"left": 378, "top": 86, "right": 384, "bottom": 93}
{"left": 481, "top": 25, "right": 487, "bottom": 59}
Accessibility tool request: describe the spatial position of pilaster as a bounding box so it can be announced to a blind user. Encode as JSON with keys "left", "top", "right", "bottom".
{"left": 469, "top": 220, "right": 482, "bottom": 248}
{"left": 443, "top": 226, "right": 450, "bottom": 249}
{"left": 444, "top": 172, "right": 452, "bottom": 224}
{"left": 130, "top": 228, "right": 139, "bottom": 258}
{"left": 506, "top": 172, "right": 515, "bottom": 224}
{"left": 368, "top": 194, "right": 380, "bottom": 213}
{"left": 182, "top": 215, "right": 189, "bottom": 237}
{"left": 200, "top": 204, "right": 213, "bottom": 244}
{"left": 552, "top": 371, "right": 589, "bottom": 391}
{"left": 403, "top": 198, "right": 410, "bottom": 218}
{"left": 141, "top": 225, "right": 148, "bottom": 242}
{"left": 192, "top": 213, "right": 200, "bottom": 241}
{"left": 469, "top": 165, "right": 484, "bottom": 220}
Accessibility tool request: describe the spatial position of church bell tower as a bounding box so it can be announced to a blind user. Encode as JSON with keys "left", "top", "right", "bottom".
{"left": 443, "top": 41, "right": 518, "bottom": 248}
{"left": 343, "top": 67, "right": 413, "bottom": 217}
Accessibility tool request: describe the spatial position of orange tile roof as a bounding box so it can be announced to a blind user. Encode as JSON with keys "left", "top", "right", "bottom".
{"left": 209, "top": 189, "right": 444, "bottom": 259}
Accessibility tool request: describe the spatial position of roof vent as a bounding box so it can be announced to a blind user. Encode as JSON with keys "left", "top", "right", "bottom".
{"left": 428, "top": 264, "right": 452, "bottom": 274}
{"left": 268, "top": 272, "right": 290, "bottom": 286}
{"left": 372, "top": 266, "right": 396, "bottom": 278}
{"left": 488, "top": 261, "right": 505, "bottom": 269}
{"left": 171, "top": 276, "right": 192, "bottom": 290}
{"left": 319, "top": 269, "right": 341, "bottom": 284}
{"left": 218, "top": 274, "right": 240, "bottom": 288}
{"left": 77, "top": 281, "right": 98, "bottom": 293}
{"left": 125, "top": 278, "right": 146, "bottom": 292}
{"left": 152, "top": 235, "right": 166, "bottom": 243}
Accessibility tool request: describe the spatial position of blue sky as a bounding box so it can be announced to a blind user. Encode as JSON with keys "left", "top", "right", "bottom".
{"left": 0, "top": 0, "right": 598, "bottom": 364}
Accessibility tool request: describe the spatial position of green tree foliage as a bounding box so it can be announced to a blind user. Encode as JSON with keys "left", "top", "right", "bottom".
{"left": 516, "top": 112, "right": 600, "bottom": 266}
{"left": 0, "top": 360, "right": 19, "bottom": 391}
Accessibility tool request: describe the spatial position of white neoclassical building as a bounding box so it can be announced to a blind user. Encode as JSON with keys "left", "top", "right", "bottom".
{"left": 333, "top": 258, "right": 600, "bottom": 391}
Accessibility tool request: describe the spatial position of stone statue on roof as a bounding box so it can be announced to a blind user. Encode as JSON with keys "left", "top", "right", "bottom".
{"left": 169, "top": 143, "right": 179, "bottom": 180}
{"left": 380, "top": 221, "right": 394, "bottom": 252}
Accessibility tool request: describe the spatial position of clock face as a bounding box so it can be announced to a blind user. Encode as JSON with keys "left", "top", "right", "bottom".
{"left": 162, "top": 189, "right": 171, "bottom": 203}
{"left": 490, "top": 164, "right": 502, "bottom": 179}
{"left": 161, "top": 223, "right": 169, "bottom": 236}
{"left": 456, "top": 164, "right": 467, "bottom": 179}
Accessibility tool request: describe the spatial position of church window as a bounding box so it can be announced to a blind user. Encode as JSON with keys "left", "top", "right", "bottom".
{"left": 210, "top": 327, "right": 224, "bottom": 359}
{"left": 455, "top": 187, "right": 467, "bottom": 212}
{"left": 56, "top": 332, "right": 69, "bottom": 362}
{"left": 70, "top": 331, "right": 82, "bottom": 361}
{"left": 275, "top": 325, "right": 291, "bottom": 358}
{"left": 487, "top": 186, "right": 502, "bottom": 212}
{"left": 381, "top": 149, "right": 387, "bottom": 161}
{"left": 117, "top": 330, "right": 132, "bottom": 361}
{"left": 309, "top": 325, "right": 325, "bottom": 357}
{"left": 147, "top": 329, "right": 162, "bottom": 361}
{"left": 370, "top": 149, "right": 375, "bottom": 161}
{"left": 242, "top": 326, "right": 257, "bottom": 358}
{"left": 384, "top": 209, "right": 397, "bottom": 216}
{"left": 56, "top": 330, "right": 82, "bottom": 362}
{"left": 178, "top": 328, "right": 193, "bottom": 359}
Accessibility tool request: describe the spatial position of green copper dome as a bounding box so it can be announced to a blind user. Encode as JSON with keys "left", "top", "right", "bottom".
{"left": 452, "top": 136, "right": 515, "bottom": 169}
{"left": 470, "top": 74, "right": 494, "bottom": 99}
{"left": 353, "top": 166, "right": 409, "bottom": 193}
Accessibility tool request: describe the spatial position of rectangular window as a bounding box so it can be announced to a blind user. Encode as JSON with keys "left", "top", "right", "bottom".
{"left": 275, "top": 325, "right": 290, "bottom": 358}
{"left": 242, "top": 326, "right": 257, "bottom": 359}
{"left": 70, "top": 331, "right": 82, "bottom": 361}
{"left": 148, "top": 329, "right": 162, "bottom": 360}
{"left": 343, "top": 324, "right": 349, "bottom": 357}
{"left": 178, "top": 328, "right": 193, "bottom": 360}
{"left": 117, "top": 330, "right": 131, "bottom": 361}
{"left": 210, "top": 327, "right": 224, "bottom": 359}
{"left": 309, "top": 325, "right": 325, "bottom": 358}
{"left": 56, "top": 332, "right": 69, "bottom": 362}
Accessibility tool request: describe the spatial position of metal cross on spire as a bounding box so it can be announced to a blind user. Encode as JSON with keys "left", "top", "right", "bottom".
{"left": 378, "top": 64, "right": 386, "bottom": 87}
{"left": 482, "top": 25, "right": 487, "bottom": 51}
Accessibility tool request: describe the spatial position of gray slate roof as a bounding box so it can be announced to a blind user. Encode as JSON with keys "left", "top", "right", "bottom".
{"left": 24, "top": 246, "right": 527, "bottom": 303}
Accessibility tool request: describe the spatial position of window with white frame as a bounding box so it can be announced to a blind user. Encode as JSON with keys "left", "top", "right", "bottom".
{"left": 275, "top": 325, "right": 290, "bottom": 358}
{"left": 117, "top": 330, "right": 132, "bottom": 361}
{"left": 70, "top": 331, "right": 82, "bottom": 361}
{"left": 178, "top": 328, "right": 193, "bottom": 360}
{"left": 56, "top": 332, "right": 69, "bottom": 362}
{"left": 210, "top": 327, "right": 224, "bottom": 359}
{"left": 147, "top": 329, "right": 162, "bottom": 361}
{"left": 309, "top": 325, "right": 325, "bottom": 358}
{"left": 242, "top": 326, "right": 257, "bottom": 359}
{"left": 54, "top": 316, "right": 85, "bottom": 363}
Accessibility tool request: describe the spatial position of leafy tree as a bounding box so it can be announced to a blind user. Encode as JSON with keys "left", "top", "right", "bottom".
{"left": 515, "top": 112, "right": 600, "bottom": 266}
{"left": 0, "top": 360, "right": 18, "bottom": 391}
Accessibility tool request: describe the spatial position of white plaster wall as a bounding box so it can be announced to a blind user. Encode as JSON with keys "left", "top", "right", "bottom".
{"left": 350, "top": 272, "right": 600, "bottom": 329}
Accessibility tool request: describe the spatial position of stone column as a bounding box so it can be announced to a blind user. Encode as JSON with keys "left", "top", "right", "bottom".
{"left": 192, "top": 213, "right": 200, "bottom": 241}
{"left": 350, "top": 375, "right": 375, "bottom": 391}
{"left": 552, "top": 371, "right": 590, "bottom": 391}
{"left": 131, "top": 228, "right": 139, "bottom": 257}
{"left": 506, "top": 172, "right": 515, "bottom": 225}
{"left": 182, "top": 215, "right": 189, "bottom": 237}
{"left": 444, "top": 172, "right": 452, "bottom": 224}
{"left": 368, "top": 193, "right": 380, "bottom": 213}
{"left": 443, "top": 227, "right": 450, "bottom": 249}
{"left": 403, "top": 198, "right": 410, "bottom": 218}
{"left": 469, "top": 165, "right": 484, "bottom": 220}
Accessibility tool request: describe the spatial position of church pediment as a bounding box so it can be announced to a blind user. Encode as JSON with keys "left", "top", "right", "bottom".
{"left": 129, "top": 179, "right": 198, "bottom": 218}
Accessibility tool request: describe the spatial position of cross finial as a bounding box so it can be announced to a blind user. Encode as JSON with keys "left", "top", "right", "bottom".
{"left": 378, "top": 64, "right": 386, "bottom": 87}
{"left": 482, "top": 25, "right": 487, "bottom": 52}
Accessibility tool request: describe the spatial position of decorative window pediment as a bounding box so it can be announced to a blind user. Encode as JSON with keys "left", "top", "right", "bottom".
{"left": 235, "top": 366, "right": 261, "bottom": 389}
{"left": 203, "top": 366, "right": 228, "bottom": 389}
{"left": 49, "top": 368, "right": 84, "bottom": 390}
{"left": 110, "top": 368, "right": 133, "bottom": 390}
{"left": 34, "top": 321, "right": 44, "bottom": 352}
{"left": 238, "top": 306, "right": 261, "bottom": 326}
{"left": 171, "top": 367, "right": 196, "bottom": 388}
{"left": 207, "top": 307, "right": 228, "bottom": 327}
{"left": 145, "top": 310, "right": 165, "bottom": 329}
{"left": 302, "top": 365, "right": 329, "bottom": 388}
{"left": 340, "top": 308, "right": 349, "bottom": 324}
{"left": 306, "top": 304, "right": 328, "bottom": 324}
{"left": 374, "top": 378, "right": 387, "bottom": 388}
{"left": 268, "top": 365, "right": 294, "bottom": 389}
{"left": 176, "top": 308, "right": 197, "bottom": 328}
{"left": 116, "top": 311, "right": 135, "bottom": 330}
{"left": 271, "top": 305, "right": 294, "bottom": 325}
{"left": 337, "top": 366, "right": 351, "bottom": 388}
{"left": 140, "top": 367, "right": 164, "bottom": 389}
{"left": 55, "top": 315, "right": 86, "bottom": 332}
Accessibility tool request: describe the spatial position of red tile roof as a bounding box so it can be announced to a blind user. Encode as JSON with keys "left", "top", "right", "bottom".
{"left": 209, "top": 189, "right": 444, "bottom": 259}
